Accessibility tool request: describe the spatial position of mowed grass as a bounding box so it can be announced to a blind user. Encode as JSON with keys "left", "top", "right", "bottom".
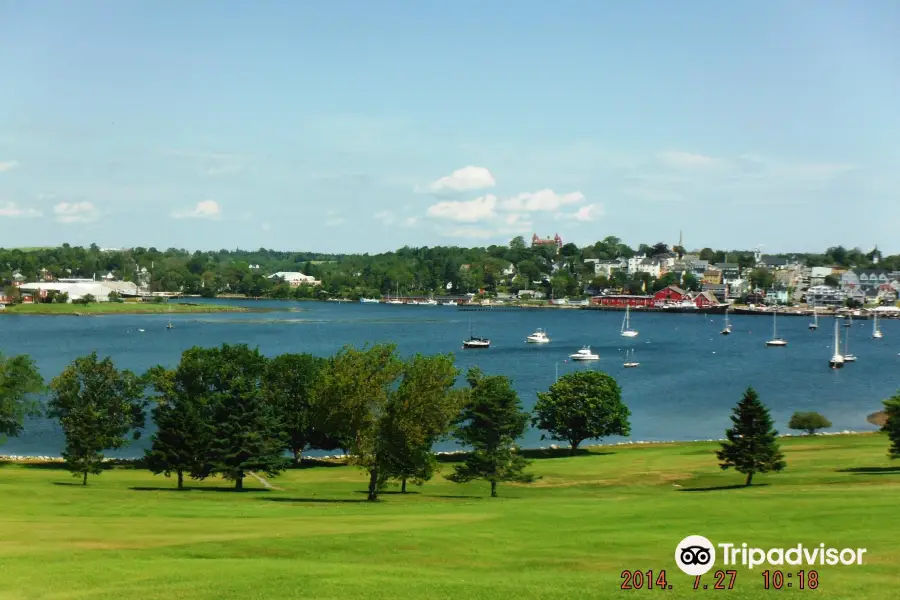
{"left": 3, "top": 302, "right": 247, "bottom": 315}
{"left": 1, "top": 434, "right": 898, "bottom": 599}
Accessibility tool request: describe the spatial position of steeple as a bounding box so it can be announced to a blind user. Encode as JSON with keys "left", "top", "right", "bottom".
{"left": 678, "top": 229, "right": 683, "bottom": 249}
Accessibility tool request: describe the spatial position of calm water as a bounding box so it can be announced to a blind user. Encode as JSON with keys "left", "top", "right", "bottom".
{"left": 2, "top": 299, "right": 897, "bottom": 457}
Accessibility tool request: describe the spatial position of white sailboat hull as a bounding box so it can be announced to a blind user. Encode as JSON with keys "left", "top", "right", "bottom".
{"left": 766, "top": 339, "right": 788, "bottom": 346}
{"left": 620, "top": 330, "right": 638, "bottom": 338}
{"left": 829, "top": 355, "right": 845, "bottom": 369}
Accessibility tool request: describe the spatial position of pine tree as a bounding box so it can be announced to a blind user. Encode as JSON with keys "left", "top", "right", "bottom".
{"left": 447, "top": 367, "right": 535, "bottom": 497}
{"left": 882, "top": 391, "right": 900, "bottom": 459}
{"left": 716, "top": 387, "right": 786, "bottom": 486}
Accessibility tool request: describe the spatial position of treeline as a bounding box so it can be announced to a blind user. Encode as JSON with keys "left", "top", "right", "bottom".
{"left": 0, "top": 346, "right": 631, "bottom": 499}
{"left": 2, "top": 240, "right": 896, "bottom": 302}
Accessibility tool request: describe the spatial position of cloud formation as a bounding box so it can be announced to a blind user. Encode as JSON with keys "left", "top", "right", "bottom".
{"left": 422, "top": 166, "right": 496, "bottom": 193}
{"left": 426, "top": 195, "right": 498, "bottom": 222}
{"left": 0, "top": 160, "right": 20, "bottom": 172}
{"left": 0, "top": 202, "right": 41, "bottom": 218}
{"left": 500, "top": 189, "right": 585, "bottom": 212}
{"left": 54, "top": 201, "right": 100, "bottom": 223}
{"left": 557, "top": 203, "right": 603, "bottom": 222}
{"left": 171, "top": 200, "right": 221, "bottom": 219}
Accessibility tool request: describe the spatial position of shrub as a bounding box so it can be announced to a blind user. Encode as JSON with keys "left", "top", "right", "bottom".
{"left": 788, "top": 411, "right": 832, "bottom": 435}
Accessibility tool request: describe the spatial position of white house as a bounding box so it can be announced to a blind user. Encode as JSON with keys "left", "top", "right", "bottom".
{"left": 267, "top": 271, "right": 321, "bottom": 287}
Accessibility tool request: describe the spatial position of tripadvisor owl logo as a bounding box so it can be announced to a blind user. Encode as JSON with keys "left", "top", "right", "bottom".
{"left": 675, "top": 535, "right": 716, "bottom": 576}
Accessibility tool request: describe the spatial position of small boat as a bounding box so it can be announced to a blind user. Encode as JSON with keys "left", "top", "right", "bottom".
{"left": 843, "top": 324, "right": 856, "bottom": 362}
{"left": 873, "top": 312, "right": 884, "bottom": 339}
{"left": 443, "top": 300, "right": 457, "bottom": 306}
{"left": 526, "top": 328, "right": 551, "bottom": 343}
{"left": 420, "top": 298, "right": 438, "bottom": 306}
{"left": 844, "top": 315, "right": 852, "bottom": 327}
{"left": 569, "top": 346, "right": 599, "bottom": 361}
{"left": 766, "top": 310, "right": 787, "bottom": 346}
{"left": 166, "top": 320, "right": 173, "bottom": 330}
{"left": 809, "top": 306, "right": 818, "bottom": 330}
{"left": 359, "top": 297, "right": 379, "bottom": 304}
{"left": 721, "top": 308, "right": 732, "bottom": 335}
{"left": 623, "top": 348, "right": 639, "bottom": 368}
{"left": 137, "top": 328, "right": 145, "bottom": 332}
{"left": 829, "top": 319, "right": 845, "bottom": 369}
{"left": 462, "top": 316, "right": 490, "bottom": 349}
{"left": 620, "top": 304, "right": 638, "bottom": 338}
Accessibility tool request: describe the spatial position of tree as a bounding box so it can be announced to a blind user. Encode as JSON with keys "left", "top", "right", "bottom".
{"left": 749, "top": 268, "right": 775, "bottom": 290}
{"left": 46, "top": 352, "right": 146, "bottom": 485}
{"left": 203, "top": 344, "right": 287, "bottom": 490}
{"left": 377, "top": 353, "right": 467, "bottom": 492}
{"left": 823, "top": 274, "right": 840, "bottom": 288}
{"left": 533, "top": 371, "right": 631, "bottom": 455}
{"left": 263, "top": 353, "right": 339, "bottom": 465}
{"left": 0, "top": 353, "right": 44, "bottom": 445}
{"left": 314, "top": 343, "right": 404, "bottom": 501}
{"left": 787, "top": 411, "right": 832, "bottom": 435}
{"left": 716, "top": 387, "right": 786, "bottom": 486}
{"left": 143, "top": 362, "right": 213, "bottom": 490}
{"left": 447, "top": 367, "right": 535, "bottom": 497}
{"left": 681, "top": 272, "right": 701, "bottom": 292}
{"left": 882, "top": 392, "right": 900, "bottom": 459}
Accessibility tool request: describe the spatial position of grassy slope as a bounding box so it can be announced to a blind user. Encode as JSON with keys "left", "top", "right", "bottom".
{"left": 3, "top": 302, "right": 246, "bottom": 315}
{"left": 1, "top": 434, "right": 897, "bottom": 600}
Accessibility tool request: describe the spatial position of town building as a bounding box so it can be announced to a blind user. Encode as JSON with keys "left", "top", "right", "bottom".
{"left": 591, "top": 294, "right": 655, "bottom": 308}
{"left": 654, "top": 285, "right": 689, "bottom": 305}
{"left": 806, "top": 285, "right": 846, "bottom": 308}
{"left": 809, "top": 266, "right": 833, "bottom": 287}
{"left": 531, "top": 233, "right": 562, "bottom": 253}
{"left": 267, "top": 272, "right": 321, "bottom": 287}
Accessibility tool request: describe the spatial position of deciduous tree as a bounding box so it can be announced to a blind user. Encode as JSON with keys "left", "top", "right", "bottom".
{"left": 533, "top": 371, "right": 631, "bottom": 455}
{"left": 0, "top": 353, "right": 44, "bottom": 445}
{"left": 47, "top": 352, "right": 146, "bottom": 485}
{"left": 716, "top": 387, "right": 786, "bottom": 486}
{"left": 447, "top": 368, "right": 534, "bottom": 497}
{"left": 264, "top": 353, "right": 338, "bottom": 465}
{"left": 882, "top": 392, "right": 900, "bottom": 460}
{"left": 787, "top": 411, "right": 832, "bottom": 436}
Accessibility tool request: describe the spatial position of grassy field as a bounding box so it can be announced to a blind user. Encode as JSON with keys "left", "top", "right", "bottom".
{"left": 2, "top": 302, "right": 248, "bottom": 315}
{"left": 1, "top": 434, "right": 897, "bottom": 599}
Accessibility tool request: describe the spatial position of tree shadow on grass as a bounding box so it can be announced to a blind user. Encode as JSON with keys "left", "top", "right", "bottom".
{"left": 263, "top": 497, "right": 370, "bottom": 504}
{"left": 130, "top": 486, "right": 270, "bottom": 493}
{"left": 836, "top": 467, "right": 900, "bottom": 475}
{"left": 52, "top": 482, "right": 86, "bottom": 487}
{"left": 289, "top": 459, "right": 348, "bottom": 470}
{"left": 680, "top": 483, "right": 771, "bottom": 492}
{"left": 520, "top": 448, "right": 615, "bottom": 460}
{"left": 352, "top": 490, "right": 421, "bottom": 496}
{"left": 19, "top": 462, "right": 71, "bottom": 470}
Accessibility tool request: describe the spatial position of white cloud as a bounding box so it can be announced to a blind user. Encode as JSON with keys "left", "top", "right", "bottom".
{"left": 54, "top": 201, "right": 100, "bottom": 223}
{"left": 556, "top": 203, "right": 604, "bottom": 222}
{"left": 437, "top": 223, "right": 531, "bottom": 240}
{"left": 500, "top": 189, "right": 585, "bottom": 212}
{"left": 658, "top": 151, "right": 727, "bottom": 169}
{"left": 0, "top": 160, "right": 20, "bottom": 172}
{"left": 0, "top": 202, "right": 41, "bottom": 218}
{"left": 402, "top": 216, "right": 419, "bottom": 227}
{"left": 373, "top": 210, "right": 395, "bottom": 225}
{"left": 171, "top": 200, "right": 221, "bottom": 219}
{"left": 422, "top": 166, "right": 496, "bottom": 193}
{"left": 426, "top": 194, "right": 498, "bottom": 222}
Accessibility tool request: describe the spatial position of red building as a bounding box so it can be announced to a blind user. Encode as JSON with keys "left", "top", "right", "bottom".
{"left": 592, "top": 294, "right": 654, "bottom": 307}
{"left": 693, "top": 291, "right": 721, "bottom": 307}
{"left": 532, "top": 233, "right": 562, "bottom": 253}
{"left": 654, "top": 285, "right": 688, "bottom": 304}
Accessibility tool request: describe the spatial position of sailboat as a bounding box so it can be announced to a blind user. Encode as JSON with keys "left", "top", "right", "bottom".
{"left": 808, "top": 306, "right": 818, "bottom": 330}
{"left": 829, "top": 318, "right": 845, "bottom": 369}
{"left": 843, "top": 324, "right": 857, "bottom": 362}
{"left": 462, "top": 315, "right": 490, "bottom": 349}
{"left": 386, "top": 284, "right": 403, "bottom": 305}
{"left": 843, "top": 314, "right": 852, "bottom": 327}
{"left": 873, "top": 312, "right": 884, "bottom": 339}
{"left": 620, "top": 304, "right": 638, "bottom": 338}
{"left": 765, "top": 309, "right": 787, "bottom": 346}
{"left": 623, "top": 348, "right": 640, "bottom": 368}
{"left": 166, "top": 306, "right": 173, "bottom": 329}
{"left": 720, "top": 308, "right": 732, "bottom": 335}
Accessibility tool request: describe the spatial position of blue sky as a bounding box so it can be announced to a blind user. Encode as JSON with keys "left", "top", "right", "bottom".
{"left": 1, "top": 0, "right": 899, "bottom": 254}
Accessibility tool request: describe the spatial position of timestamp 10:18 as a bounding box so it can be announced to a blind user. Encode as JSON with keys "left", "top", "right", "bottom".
{"left": 762, "top": 570, "right": 819, "bottom": 590}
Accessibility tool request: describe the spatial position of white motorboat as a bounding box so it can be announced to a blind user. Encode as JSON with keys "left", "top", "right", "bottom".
{"left": 526, "top": 328, "right": 551, "bottom": 343}
{"left": 385, "top": 299, "right": 404, "bottom": 305}
{"left": 569, "top": 346, "right": 599, "bottom": 361}
{"left": 873, "top": 312, "right": 883, "bottom": 339}
{"left": 829, "top": 319, "right": 845, "bottom": 369}
{"left": 766, "top": 310, "right": 787, "bottom": 346}
{"left": 721, "top": 308, "right": 732, "bottom": 335}
{"left": 359, "top": 297, "right": 379, "bottom": 304}
{"left": 623, "top": 348, "right": 639, "bottom": 368}
{"left": 443, "top": 300, "right": 457, "bottom": 306}
{"left": 620, "top": 304, "right": 638, "bottom": 338}
{"left": 420, "top": 298, "right": 438, "bottom": 306}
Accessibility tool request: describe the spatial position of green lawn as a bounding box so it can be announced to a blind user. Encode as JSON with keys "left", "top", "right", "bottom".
{"left": 1, "top": 434, "right": 897, "bottom": 599}
{"left": 2, "top": 302, "right": 247, "bottom": 315}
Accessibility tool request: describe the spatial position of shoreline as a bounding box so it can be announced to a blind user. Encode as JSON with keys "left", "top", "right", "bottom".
{"left": 0, "top": 303, "right": 269, "bottom": 316}
{"left": 0, "top": 429, "right": 876, "bottom": 465}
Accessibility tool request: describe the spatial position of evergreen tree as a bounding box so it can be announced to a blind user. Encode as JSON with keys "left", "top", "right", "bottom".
{"left": 716, "top": 387, "right": 786, "bottom": 486}
{"left": 203, "top": 344, "right": 287, "bottom": 490}
{"left": 447, "top": 367, "right": 535, "bottom": 497}
{"left": 46, "top": 352, "right": 146, "bottom": 485}
{"left": 882, "top": 391, "right": 900, "bottom": 459}
{"left": 143, "top": 362, "right": 213, "bottom": 489}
